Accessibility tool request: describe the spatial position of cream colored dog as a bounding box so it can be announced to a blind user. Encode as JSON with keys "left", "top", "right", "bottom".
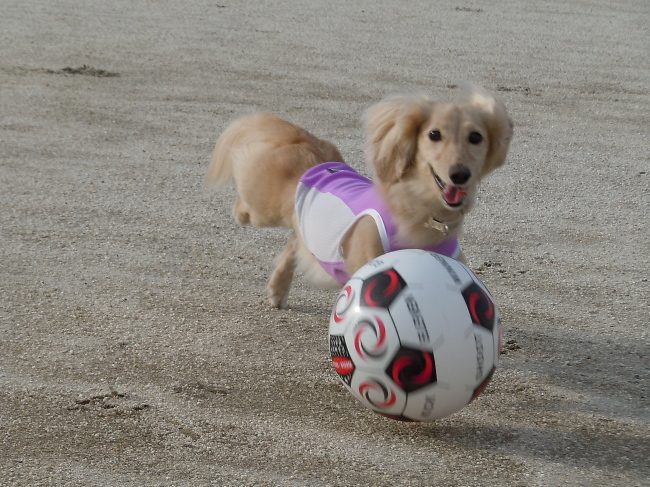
{"left": 207, "top": 87, "right": 513, "bottom": 308}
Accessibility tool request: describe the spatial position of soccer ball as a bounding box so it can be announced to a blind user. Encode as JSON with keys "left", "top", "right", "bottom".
{"left": 329, "top": 249, "right": 501, "bottom": 421}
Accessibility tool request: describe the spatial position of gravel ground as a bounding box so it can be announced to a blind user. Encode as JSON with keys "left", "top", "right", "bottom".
{"left": 1, "top": 1, "right": 648, "bottom": 486}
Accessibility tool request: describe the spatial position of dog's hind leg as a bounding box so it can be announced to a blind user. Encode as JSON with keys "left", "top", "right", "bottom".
{"left": 232, "top": 198, "right": 251, "bottom": 225}
{"left": 267, "top": 233, "right": 297, "bottom": 309}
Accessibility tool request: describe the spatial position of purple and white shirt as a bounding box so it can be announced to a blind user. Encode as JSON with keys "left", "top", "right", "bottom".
{"left": 295, "top": 162, "right": 461, "bottom": 284}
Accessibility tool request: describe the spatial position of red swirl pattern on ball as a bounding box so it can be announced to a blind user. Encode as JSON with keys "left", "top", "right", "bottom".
{"left": 353, "top": 316, "right": 387, "bottom": 360}
{"left": 358, "top": 380, "right": 397, "bottom": 408}
{"left": 391, "top": 351, "right": 434, "bottom": 389}
{"left": 332, "top": 285, "right": 354, "bottom": 323}
{"left": 462, "top": 282, "right": 496, "bottom": 331}
{"left": 362, "top": 269, "right": 402, "bottom": 307}
{"left": 468, "top": 290, "right": 494, "bottom": 325}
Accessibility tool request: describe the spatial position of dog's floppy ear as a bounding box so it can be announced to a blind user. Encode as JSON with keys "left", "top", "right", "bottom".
{"left": 364, "top": 96, "right": 435, "bottom": 183}
{"left": 466, "top": 87, "right": 514, "bottom": 177}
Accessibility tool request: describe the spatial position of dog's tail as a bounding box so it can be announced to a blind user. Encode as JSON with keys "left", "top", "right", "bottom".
{"left": 205, "top": 118, "right": 246, "bottom": 188}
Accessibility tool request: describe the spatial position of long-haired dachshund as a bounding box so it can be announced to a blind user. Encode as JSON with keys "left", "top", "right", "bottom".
{"left": 207, "top": 87, "right": 513, "bottom": 308}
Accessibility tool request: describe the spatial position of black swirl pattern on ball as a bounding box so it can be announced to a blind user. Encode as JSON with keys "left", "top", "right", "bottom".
{"left": 360, "top": 269, "right": 406, "bottom": 308}
{"left": 462, "top": 282, "right": 496, "bottom": 331}
{"left": 386, "top": 347, "right": 437, "bottom": 393}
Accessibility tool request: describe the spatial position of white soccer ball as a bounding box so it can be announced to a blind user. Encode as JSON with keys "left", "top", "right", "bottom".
{"left": 329, "top": 249, "right": 501, "bottom": 421}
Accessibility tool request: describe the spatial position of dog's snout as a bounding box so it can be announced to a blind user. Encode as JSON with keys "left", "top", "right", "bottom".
{"left": 449, "top": 165, "right": 471, "bottom": 185}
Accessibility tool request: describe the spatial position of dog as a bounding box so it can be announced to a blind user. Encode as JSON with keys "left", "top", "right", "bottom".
{"left": 206, "top": 87, "right": 513, "bottom": 308}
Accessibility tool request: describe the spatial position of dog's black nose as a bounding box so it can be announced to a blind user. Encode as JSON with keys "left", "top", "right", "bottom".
{"left": 449, "top": 165, "right": 471, "bottom": 185}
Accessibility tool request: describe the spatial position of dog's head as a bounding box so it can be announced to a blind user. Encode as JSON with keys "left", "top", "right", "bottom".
{"left": 364, "top": 88, "right": 513, "bottom": 223}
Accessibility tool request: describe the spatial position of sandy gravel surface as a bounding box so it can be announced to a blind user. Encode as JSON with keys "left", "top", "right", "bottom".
{"left": 1, "top": 1, "right": 648, "bottom": 486}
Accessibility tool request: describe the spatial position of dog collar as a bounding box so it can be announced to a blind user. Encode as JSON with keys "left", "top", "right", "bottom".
{"left": 423, "top": 216, "right": 462, "bottom": 236}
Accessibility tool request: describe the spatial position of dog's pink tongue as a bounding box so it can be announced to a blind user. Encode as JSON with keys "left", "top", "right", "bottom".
{"left": 443, "top": 186, "right": 467, "bottom": 205}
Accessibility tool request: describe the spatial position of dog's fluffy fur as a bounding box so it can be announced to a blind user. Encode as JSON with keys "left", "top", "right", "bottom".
{"left": 207, "top": 87, "right": 513, "bottom": 308}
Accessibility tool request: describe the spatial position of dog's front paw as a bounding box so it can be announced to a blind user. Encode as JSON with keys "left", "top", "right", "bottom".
{"left": 268, "top": 291, "right": 289, "bottom": 310}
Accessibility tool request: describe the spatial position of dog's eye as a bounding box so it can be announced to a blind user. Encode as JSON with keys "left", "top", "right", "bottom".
{"left": 468, "top": 131, "right": 483, "bottom": 144}
{"left": 429, "top": 130, "right": 442, "bottom": 142}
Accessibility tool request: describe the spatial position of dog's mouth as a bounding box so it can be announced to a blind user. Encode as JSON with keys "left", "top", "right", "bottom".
{"left": 430, "top": 167, "right": 467, "bottom": 207}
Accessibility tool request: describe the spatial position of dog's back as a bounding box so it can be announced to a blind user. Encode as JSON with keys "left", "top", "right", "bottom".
{"left": 207, "top": 112, "right": 344, "bottom": 228}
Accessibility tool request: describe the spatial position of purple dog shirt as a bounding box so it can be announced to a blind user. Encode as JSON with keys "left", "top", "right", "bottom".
{"left": 295, "top": 162, "right": 461, "bottom": 284}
